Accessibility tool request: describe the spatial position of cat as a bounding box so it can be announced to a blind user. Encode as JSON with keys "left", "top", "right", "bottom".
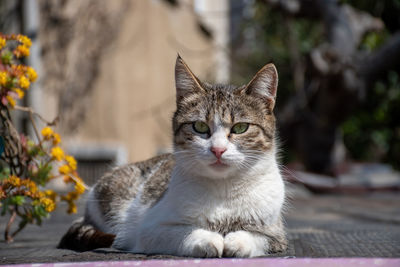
{"left": 58, "top": 55, "right": 287, "bottom": 257}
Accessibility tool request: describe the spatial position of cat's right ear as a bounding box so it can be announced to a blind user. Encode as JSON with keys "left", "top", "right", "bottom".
{"left": 175, "top": 55, "right": 205, "bottom": 102}
{"left": 242, "top": 63, "right": 278, "bottom": 110}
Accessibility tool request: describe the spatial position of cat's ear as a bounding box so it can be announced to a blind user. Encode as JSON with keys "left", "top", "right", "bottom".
{"left": 243, "top": 63, "right": 278, "bottom": 110}
{"left": 175, "top": 55, "right": 205, "bottom": 102}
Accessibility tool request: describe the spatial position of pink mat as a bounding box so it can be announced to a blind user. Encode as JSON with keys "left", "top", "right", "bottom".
{"left": 3, "top": 258, "right": 400, "bottom": 267}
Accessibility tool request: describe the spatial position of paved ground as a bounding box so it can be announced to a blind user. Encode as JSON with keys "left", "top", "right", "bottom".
{"left": 1, "top": 184, "right": 400, "bottom": 264}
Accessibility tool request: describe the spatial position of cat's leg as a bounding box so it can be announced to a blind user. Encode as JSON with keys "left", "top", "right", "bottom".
{"left": 132, "top": 225, "right": 224, "bottom": 257}
{"left": 223, "top": 231, "right": 267, "bottom": 257}
{"left": 180, "top": 228, "right": 224, "bottom": 257}
{"left": 223, "top": 226, "right": 287, "bottom": 257}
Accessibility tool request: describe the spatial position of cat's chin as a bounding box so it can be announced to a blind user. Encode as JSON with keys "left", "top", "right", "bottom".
{"left": 202, "top": 161, "right": 236, "bottom": 179}
{"left": 209, "top": 163, "right": 230, "bottom": 174}
{"left": 209, "top": 161, "right": 229, "bottom": 170}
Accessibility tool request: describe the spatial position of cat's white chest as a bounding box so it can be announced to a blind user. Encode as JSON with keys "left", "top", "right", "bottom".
{"left": 197, "top": 195, "right": 260, "bottom": 234}
{"left": 175, "top": 171, "right": 285, "bottom": 232}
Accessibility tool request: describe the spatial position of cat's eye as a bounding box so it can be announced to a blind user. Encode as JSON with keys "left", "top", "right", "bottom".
{"left": 231, "top": 123, "right": 249, "bottom": 134}
{"left": 193, "top": 121, "right": 210, "bottom": 134}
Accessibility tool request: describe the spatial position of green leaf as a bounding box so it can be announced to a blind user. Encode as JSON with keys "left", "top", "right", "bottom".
{"left": 1, "top": 50, "right": 13, "bottom": 64}
{"left": 10, "top": 195, "right": 25, "bottom": 206}
{"left": 32, "top": 205, "right": 49, "bottom": 225}
{"left": 28, "top": 146, "right": 40, "bottom": 157}
{"left": 33, "top": 204, "right": 47, "bottom": 219}
{"left": 35, "top": 164, "right": 53, "bottom": 186}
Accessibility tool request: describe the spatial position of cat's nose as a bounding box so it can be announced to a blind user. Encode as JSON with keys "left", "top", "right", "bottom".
{"left": 211, "top": 147, "right": 226, "bottom": 159}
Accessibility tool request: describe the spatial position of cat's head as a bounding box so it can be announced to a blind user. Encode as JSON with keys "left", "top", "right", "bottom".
{"left": 172, "top": 55, "right": 278, "bottom": 179}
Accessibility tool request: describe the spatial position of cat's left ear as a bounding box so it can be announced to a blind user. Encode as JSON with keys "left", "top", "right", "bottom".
{"left": 175, "top": 55, "right": 205, "bottom": 103}
{"left": 243, "top": 63, "right": 278, "bottom": 110}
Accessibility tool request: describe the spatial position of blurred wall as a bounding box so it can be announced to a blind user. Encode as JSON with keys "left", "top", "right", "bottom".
{"left": 36, "top": 0, "right": 226, "bottom": 164}
{"left": 73, "top": 0, "right": 214, "bottom": 162}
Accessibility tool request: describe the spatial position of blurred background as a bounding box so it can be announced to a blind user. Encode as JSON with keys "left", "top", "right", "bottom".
{"left": 1, "top": 0, "right": 399, "bottom": 189}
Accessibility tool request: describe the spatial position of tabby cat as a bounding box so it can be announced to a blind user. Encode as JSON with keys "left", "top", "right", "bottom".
{"left": 58, "top": 55, "right": 287, "bottom": 257}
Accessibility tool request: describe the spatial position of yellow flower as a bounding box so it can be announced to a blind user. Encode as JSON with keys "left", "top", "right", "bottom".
{"left": 8, "top": 175, "right": 21, "bottom": 187}
{"left": 67, "top": 202, "right": 77, "bottom": 214}
{"left": 14, "top": 88, "right": 25, "bottom": 99}
{"left": 59, "top": 164, "right": 71, "bottom": 175}
{"left": 37, "top": 191, "right": 45, "bottom": 199}
{"left": 52, "top": 133, "right": 61, "bottom": 145}
{"left": 41, "top": 127, "right": 53, "bottom": 139}
{"left": 6, "top": 95, "right": 16, "bottom": 108}
{"left": 18, "top": 35, "right": 32, "bottom": 47}
{"left": 40, "top": 197, "right": 55, "bottom": 212}
{"left": 75, "top": 181, "right": 85, "bottom": 195}
{"left": 0, "top": 37, "right": 5, "bottom": 49}
{"left": 19, "top": 76, "right": 30, "bottom": 89}
{"left": 27, "top": 180, "right": 37, "bottom": 193}
{"left": 15, "top": 45, "right": 30, "bottom": 58}
{"left": 51, "top": 146, "right": 65, "bottom": 161}
{"left": 65, "top": 155, "right": 77, "bottom": 170}
{"left": 26, "top": 67, "right": 38, "bottom": 82}
{"left": 0, "top": 71, "right": 7, "bottom": 86}
{"left": 44, "top": 189, "right": 57, "bottom": 200}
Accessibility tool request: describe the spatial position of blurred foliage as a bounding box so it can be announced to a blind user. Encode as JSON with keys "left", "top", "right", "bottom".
{"left": 340, "top": 0, "right": 400, "bottom": 169}
{"left": 231, "top": 1, "right": 323, "bottom": 109}
{"left": 342, "top": 71, "right": 400, "bottom": 169}
{"left": 232, "top": 0, "right": 400, "bottom": 169}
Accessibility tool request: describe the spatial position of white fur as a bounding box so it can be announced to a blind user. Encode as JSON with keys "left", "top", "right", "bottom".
{"left": 224, "top": 231, "right": 267, "bottom": 257}
{"left": 112, "top": 183, "right": 151, "bottom": 250}
{"left": 86, "top": 187, "right": 132, "bottom": 235}
{"left": 111, "top": 119, "right": 285, "bottom": 257}
{"left": 181, "top": 229, "right": 224, "bottom": 257}
{"left": 86, "top": 188, "right": 114, "bottom": 234}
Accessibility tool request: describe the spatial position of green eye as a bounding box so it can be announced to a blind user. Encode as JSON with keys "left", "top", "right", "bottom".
{"left": 193, "top": 121, "right": 210, "bottom": 134}
{"left": 231, "top": 123, "right": 249, "bottom": 134}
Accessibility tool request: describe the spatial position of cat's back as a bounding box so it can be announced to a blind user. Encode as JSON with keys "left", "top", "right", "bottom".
{"left": 86, "top": 153, "right": 175, "bottom": 232}
{"left": 58, "top": 153, "right": 175, "bottom": 251}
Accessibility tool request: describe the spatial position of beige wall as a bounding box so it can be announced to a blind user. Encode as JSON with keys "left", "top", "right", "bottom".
{"left": 68, "top": 0, "right": 214, "bottom": 162}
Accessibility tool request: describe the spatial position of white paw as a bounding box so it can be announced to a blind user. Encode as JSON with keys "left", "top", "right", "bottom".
{"left": 180, "top": 229, "right": 224, "bottom": 258}
{"left": 223, "top": 231, "right": 266, "bottom": 258}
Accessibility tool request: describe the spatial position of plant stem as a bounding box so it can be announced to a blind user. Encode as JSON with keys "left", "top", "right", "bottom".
{"left": 4, "top": 208, "right": 17, "bottom": 243}
{"left": 13, "top": 105, "right": 58, "bottom": 145}
{"left": 29, "top": 110, "right": 41, "bottom": 144}
{"left": 13, "top": 105, "right": 57, "bottom": 126}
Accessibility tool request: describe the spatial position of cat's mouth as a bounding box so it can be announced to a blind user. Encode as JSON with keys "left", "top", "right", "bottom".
{"left": 209, "top": 160, "right": 229, "bottom": 170}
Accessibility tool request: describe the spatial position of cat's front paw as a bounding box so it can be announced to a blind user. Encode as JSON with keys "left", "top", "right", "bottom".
{"left": 180, "top": 229, "right": 224, "bottom": 258}
{"left": 223, "top": 231, "right": 265, "bottom": 258}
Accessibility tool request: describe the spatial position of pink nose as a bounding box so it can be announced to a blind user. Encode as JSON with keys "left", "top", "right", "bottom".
{"left": 211, "top": 147, "right": 226, "bottom": 159}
